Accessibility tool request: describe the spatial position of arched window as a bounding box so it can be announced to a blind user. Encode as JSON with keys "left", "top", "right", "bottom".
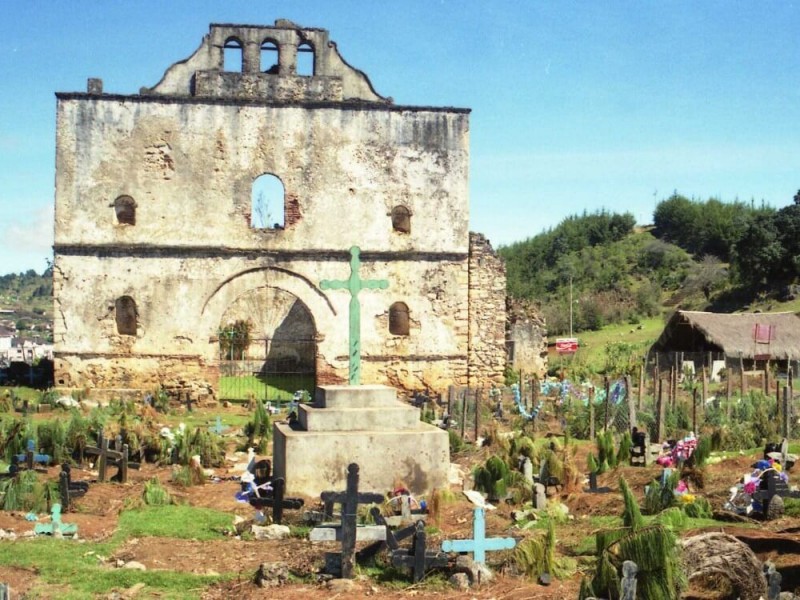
{"left": 297, "top": 42, "right": 315, "bottom": 76}
{"left": 223, "top": 38, "right": 244, "bottom": 72}
{"left": 115, "top": 296, "right": 138, "bottom": 336}
{"left": 114, "top": 195, "right": 136, "bottom": 226}
{"left": 391, "top": 206, "right": 411, "bottom": 233}
{"left": 389, "top": 302, "right": 410, "bottom": 336}
{"left": 261, "top": 40, "right": 279, "bottom": 74}
{"left": 251, "top": 174, "right": 285, "bottom": 229}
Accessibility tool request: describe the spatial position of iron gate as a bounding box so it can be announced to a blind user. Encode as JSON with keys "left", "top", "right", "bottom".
{"left": 218, "top": 335, "right": 316, "bottom": 405}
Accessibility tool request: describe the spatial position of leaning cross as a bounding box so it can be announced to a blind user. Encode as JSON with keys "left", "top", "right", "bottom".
{"left": 441, "top": 507, "right": 517, "bottom": 565}
{"left": 320, "top": 246, "right": 389, "bottom": 385}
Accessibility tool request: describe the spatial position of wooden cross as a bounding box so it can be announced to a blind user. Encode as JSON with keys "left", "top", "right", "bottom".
{"left": 15, "top": 440, "right": 50, "bottom": 471}
{"left": 84, "top": 429, "right": 140, "bottom": 483}
{"left": 59, "top": 464, "right": 89, "bottom": 511}
{"left": 318, "top": 463, "right": 385, "bottom": 578}
{"left": 441, "top": 508, "right": 517, "bottom": 565}
{"left": 391, "top": 520, "right": 448, "bottom": 582}
{"left": 247, "top": 477, "right": 304, "bottom": 524}
{"left": 320, "top": 246, "right": 389, "bottom": 385}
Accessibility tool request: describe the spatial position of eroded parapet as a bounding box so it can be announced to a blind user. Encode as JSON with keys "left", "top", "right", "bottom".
{"left": 140, "top": 20, "right": 389, "bottom": 103}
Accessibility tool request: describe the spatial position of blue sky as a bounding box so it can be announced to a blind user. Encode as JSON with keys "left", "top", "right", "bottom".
{"left": 1, "top": 1, "right": 798, "bottom": 276}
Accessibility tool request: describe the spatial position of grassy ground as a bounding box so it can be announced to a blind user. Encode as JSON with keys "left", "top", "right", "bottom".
{"left": 551, "top": 317, "right": 664, "bottom": 375}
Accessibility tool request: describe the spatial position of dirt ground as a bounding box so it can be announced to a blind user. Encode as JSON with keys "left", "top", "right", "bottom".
{"left": 1, "top": 412, "right": 799, "bottom": 599}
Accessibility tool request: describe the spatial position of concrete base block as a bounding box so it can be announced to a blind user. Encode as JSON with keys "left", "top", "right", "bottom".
{"left": 299, "top": 403, "right": 421, "bottom": 431}
{"left": 273, "top": 422, "right": 449, "bottom": 497}
{"left": 314, "top": 384, "right": 399, "bottom": 409}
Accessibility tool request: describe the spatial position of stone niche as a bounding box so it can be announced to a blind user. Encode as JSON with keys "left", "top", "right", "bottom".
{"left": 272, "top": 384, "right": 449, "bottom": 497}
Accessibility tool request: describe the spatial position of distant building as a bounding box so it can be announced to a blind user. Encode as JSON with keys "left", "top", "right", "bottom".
{"left": 650, "top": 310, "right": 800, "bottom": 376}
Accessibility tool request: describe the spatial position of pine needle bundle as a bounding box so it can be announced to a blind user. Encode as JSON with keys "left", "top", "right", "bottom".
{"left": 682, "top": 496, "right": 712, "bottom": 519}
{"left": 644, "top": 470, "right": 680, "bottom": 515}
{"left": 587, "top": 453, "right": 599, "bottom": 474}
{"left": 473, "top": 455, "right": 511, "bottom": 501}
{"left": 0, "top": 470, "right": 55, "bottom": 512}
{"left": 37, "top": 419, "right": 67, "bottom": 464}
{"left": 616, "top": 430, "right": 632, "bottom": 465}
{"left": 693, "top": 436, "right": 712, "bottom": 467}
{"left": 619, "top": 476, "right": 644, "bottom": 530}
{"left": 143, "top": 476, "right": 173, "bottom": 505}
{"left": 656, "top": 506, "right": 687, "bottom": 530}
{"left": 614, "top": 525, "right": 683, "bottom": 600}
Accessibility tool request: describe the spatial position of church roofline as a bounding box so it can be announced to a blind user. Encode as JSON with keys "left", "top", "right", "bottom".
{"left": 54, "top": 91, "right": 471, "bottom": 114}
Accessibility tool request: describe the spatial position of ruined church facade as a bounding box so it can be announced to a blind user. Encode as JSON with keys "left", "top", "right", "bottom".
{"left": 53, "top": 22, "right": 506, "bottom": 400}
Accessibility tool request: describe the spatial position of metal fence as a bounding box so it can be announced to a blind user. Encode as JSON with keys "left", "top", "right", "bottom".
{"left": 217, "top": 337, "right": 316, "bottom": 404}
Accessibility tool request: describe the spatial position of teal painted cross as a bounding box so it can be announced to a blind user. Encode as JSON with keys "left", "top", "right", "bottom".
{"left": 320, "top": 246, "right": 389, "bottom": 385}
{"left": 34, "top": 503, "right": 78, "bottom": 537}
{"left": 441, "top": 507, "right": 517, "bottom": 565}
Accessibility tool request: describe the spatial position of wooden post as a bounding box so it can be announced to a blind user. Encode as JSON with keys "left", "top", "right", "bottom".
{"left": 589, "top": 387, "right": 595, "bottom": 441}
{"left": 740, "top": 354, "right": 746, "bottom": 396}
{"left": 603, "top": 376, "right": 610, "bottom": 432}
{"left": 474, "top": 388, "right": 481, "bottom": 442}
{"left": 765, "top": 360, "right": 770, "bottom": 395}
{"left": 726, "top": 367, "right": 732, "bottom": 419}
{"left": 447, "top": 385, "right": 454, "bottom": 419}
{"left": 692, "top": 387, "right": 697, "bottom": 434}
{"left": 625, "top": 375, "right": 636, "bottom": 430}
{"left": 783, "top": 386, "right": 791, "bottom": 440}
{"left": 654, "top": 353, "right": 660, "bottom": 398}
{"left": 777, "top": 381, "right": 782, "bottom": 428}
{"left": 638, "top": 363, "right": 644, "bottom": 411}
{"left": 701, "top": 366, "right": 708, "bottom": 409}
{"left": 98, "top": 436, "right": 109, "bottom": 482}
{"left": 657, "top": 379, "right": 665, "bottom": 442}
{"left": 460, "top": 390, "right": 467, "bottom": 441}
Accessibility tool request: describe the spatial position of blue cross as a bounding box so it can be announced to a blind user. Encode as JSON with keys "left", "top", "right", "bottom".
{"left": 210, "top": 416, "right": 229, "bottom": 436}
{"left": 441, "top": 507, "right": 516, "bottom": 564}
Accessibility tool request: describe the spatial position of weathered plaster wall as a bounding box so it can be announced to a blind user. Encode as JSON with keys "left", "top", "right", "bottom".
{"left": 55, "top": 98, "right": 469, "bottom": 254}
{"left": 467, "top": 233, "right": 506, "bottom": 387}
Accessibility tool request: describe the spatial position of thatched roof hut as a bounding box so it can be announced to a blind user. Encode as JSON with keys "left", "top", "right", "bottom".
{"left": 652, "top": 310, "right": 800, "bottom": 361}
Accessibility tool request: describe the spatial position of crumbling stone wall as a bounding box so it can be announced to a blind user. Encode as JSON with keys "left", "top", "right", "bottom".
{"left": 53, "top": 21, "right": 503, "bottom": 399}
{"left": 507, "top": 298, "right": 548, "bottom": 377}
{"left": 467, "top": 233, "right": 507, "bottom": 387}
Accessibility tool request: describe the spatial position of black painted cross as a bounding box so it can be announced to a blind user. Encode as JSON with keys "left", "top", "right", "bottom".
{"left": 391, "top": 520, "right": 449, "bottom": 582}
{"left": 247, "top": 477, "right": 305, "bottom": 524}
{"left": 320, "top": 246, "right": 389, "bottom": 385}
{"left": 319, "top": 463, "right": 385, "bottom": 578}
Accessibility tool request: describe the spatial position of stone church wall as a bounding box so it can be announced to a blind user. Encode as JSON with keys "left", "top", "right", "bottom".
{"left": 53, "top": 22, "right": 502, "bottom": 400}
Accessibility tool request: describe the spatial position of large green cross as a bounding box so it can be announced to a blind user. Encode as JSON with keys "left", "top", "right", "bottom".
{"left": 320, "top": 246, "right": 389, "bottom": 385}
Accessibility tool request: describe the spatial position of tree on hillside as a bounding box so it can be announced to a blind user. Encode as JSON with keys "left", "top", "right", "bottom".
{"left": 731, "top": 214, "right": 784, "bottom": 288}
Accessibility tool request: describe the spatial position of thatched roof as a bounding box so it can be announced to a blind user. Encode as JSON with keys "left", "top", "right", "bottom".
{"left": 652, "top": 310, "right": 800, "bottom": 360}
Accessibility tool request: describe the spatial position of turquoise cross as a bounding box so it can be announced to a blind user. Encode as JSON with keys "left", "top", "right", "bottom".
{"left": 320, "top": 246, "right": 389, "bottom": 385}
{"left": 441, "top": 507, "right": 517, "bottom": 564}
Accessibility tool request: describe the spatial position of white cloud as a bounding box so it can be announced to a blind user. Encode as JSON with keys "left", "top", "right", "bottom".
{"left": 0, "top": 204, "right": 53, "bottom": 275}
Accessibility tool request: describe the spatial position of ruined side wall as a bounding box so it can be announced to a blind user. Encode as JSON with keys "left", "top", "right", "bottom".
{"left": 507, "top": 298, "right": 548, "bottom": 378}
{"left": 467, "top": 233, "right": 506, "bottom": 387}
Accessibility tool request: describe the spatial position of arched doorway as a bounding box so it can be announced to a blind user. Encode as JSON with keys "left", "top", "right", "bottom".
{"left": 217, "top": 286, "right": 316, "bottom": 403}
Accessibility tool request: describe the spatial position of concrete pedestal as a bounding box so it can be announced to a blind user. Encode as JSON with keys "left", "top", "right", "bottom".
{"left": 273, "top": 384, "right": 450, "bottom": 497}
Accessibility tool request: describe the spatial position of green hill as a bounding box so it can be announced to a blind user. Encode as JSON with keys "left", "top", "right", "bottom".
{"left": 0, "top": 268, "right": 53, "bottom": 341}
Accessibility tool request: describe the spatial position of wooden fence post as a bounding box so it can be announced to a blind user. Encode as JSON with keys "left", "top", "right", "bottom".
{"left": 740, "top": 354, "right": 746, "bottom": 396}
{"left": 657, "top": 379, "right": 665, "bottom": 442}
{"left": 589, "top": 387, "right": 595, "bottom": 441}
{"left": 626, "top": 375, "right": 635, "bottom": 430}
{"left": 638, "top": 363, "right": 644, "bottom": 412}
{"left": 603, "top": 376, "right": 610, "bottom": 432}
